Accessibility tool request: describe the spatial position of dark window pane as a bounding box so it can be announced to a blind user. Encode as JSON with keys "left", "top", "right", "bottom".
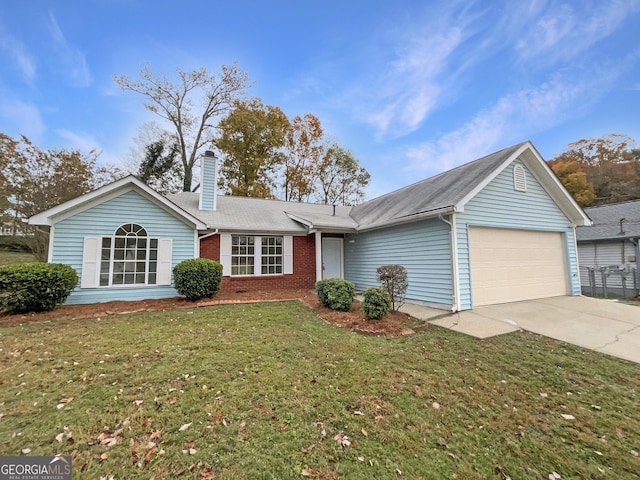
{"left": 124, "top": 273, "right": 135, "bottom": 284}
{"left": 114, "top": 249, "right": 124, "bottom": 260}
{"left": 148, "top": 273, "right": 156, "bottom": 284}
{"left": 135, "top": 273, "right": 145, "bottom": 284}
{"left": 100, "top": 274, "right": 109, "bottom": 286}
{"left": 115, "top": 238, "right": 125, "bottom": 249}
{"left": 137, "top": 238, "right": 147, "bottom": 249}
{"left": 113, "top": 273, "right": 124, "bottom": 284}
{"left": 102, "top": 237, "right": 111, "bottom": 248}
{"left": 150, "top": 239, "right": 158, "bottom": 248}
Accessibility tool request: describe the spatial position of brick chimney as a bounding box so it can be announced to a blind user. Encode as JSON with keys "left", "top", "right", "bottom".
{"left": 199, "top": 150, "right": 217, "bottom": 211}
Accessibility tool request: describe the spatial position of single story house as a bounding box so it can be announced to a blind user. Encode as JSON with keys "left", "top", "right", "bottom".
{"left": 576, "top": 200, "right": 640, "bottom": 297}
{"left": 29, "top": 141, "right": 590, "bottom": 311}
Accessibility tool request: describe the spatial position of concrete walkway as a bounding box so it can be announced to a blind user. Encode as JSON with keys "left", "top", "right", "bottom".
{"left": 401, "top": 296, "right": 640, "bottom": 364}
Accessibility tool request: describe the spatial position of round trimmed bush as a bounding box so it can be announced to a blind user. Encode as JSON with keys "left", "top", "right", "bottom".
{"left": 0, "top": 262, "right": 78, "bottom": 314}
{"left": 173, "top": 258, "right": 223, "bottom": 301}
{"left": 315, "top": 278, "right": 355, "bottom": 312}
{"left": 362, "top": 287, "right": 392, "bottom": 320}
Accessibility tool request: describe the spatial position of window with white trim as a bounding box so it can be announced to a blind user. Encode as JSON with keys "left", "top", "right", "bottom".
{"left": 229, "top": 235, "right": 285, "bottom": 276}
{"left": 231, "top": 235, "right": 255, "bottom": 275}
{"left": 261, "top": 236, "right": 283, "bottom": 274}
{"left": 99, "top": 224, "right": 159, "bottom": 286}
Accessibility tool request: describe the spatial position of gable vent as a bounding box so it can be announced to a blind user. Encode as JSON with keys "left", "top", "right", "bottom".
{"left": 513, "top": 165, "right": 527, "bottom": 192}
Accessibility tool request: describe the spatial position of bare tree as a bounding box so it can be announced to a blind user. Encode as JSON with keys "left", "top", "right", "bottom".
{"left": 114, "top": 64, "right": 251, "bottom": 191}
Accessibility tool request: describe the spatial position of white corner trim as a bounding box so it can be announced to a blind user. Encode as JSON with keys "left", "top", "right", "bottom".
{"left": 315, "top": 231, "right": 322, "bottom": 282}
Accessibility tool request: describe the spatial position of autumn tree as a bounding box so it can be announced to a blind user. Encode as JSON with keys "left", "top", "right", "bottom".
{"left": 114, "top": 64, "right": 251, "bottom": 191}
{"left": 2, "top": 134, "right": 118, "bottom": 260}
{"left": 548, "top": 159, "right": 595, "bottom": 207}
{"left": 216, "top": 98, "right": 290, "bottom": 197}
{"left": 315, "top": 143, "right": 370, "bottom": 205}
{"left": 550, "top": 134, "right": 640, "bottom": 205}
{"left": 282, "top": 114, "right": 324, "bottom": 201}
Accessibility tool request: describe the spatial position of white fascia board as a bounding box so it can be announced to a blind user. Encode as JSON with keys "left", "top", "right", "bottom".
{"left": 456, "top": 142, "right": 592, "bottom": 227}
{"left": 519, "top": 145, "right": 592, "bottom": 226}
{"left": 285, "top": 212, "right": 314, "bottom": 229}
{"left": 29, "top": 175, "right": 208, "bottom": 229}
{"left": 456, "top": 142, "right": 532, "bottom": 211}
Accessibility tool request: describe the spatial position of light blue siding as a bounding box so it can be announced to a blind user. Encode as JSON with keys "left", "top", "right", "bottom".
{"left": 456, "top": 159, "right": 580, "bottom": 310}
{"left": 344, "top": 218, "right": 453, "bottom": 307}
{"left": 200, "top": 156, "right": 216, "bottom": 211}
{"left": 52, "top": 190, "right": 197, "bottom": 304}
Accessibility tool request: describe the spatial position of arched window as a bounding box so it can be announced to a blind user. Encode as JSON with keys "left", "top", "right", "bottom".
{"left": 513, "top": 164, "right": 527, "bottom": 192}
{"left": 99, "top": 224, "right": 159, "bottom": 286}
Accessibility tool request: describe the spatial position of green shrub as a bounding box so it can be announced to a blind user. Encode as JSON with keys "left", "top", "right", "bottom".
{"left": 0, "top": 263, "right": 78, "bottom": 314}
{"left": 173, "top": 258, "right": 223, "bottom": 301}
{"left": 315, "top": 278, "right": 355, "bottom": 312}
{"left": 376, "top": 264, "right": 408, "bottom": 311}
{"left": 362, "top": 287, "right": 392, "bottom": 320}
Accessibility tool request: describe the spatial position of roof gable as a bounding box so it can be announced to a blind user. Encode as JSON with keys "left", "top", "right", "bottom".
{"left": 351, "top": 141, "right": 590, "bottom": 229}
{"left": 29, "top": 175, "right": 207, "bottom": 229}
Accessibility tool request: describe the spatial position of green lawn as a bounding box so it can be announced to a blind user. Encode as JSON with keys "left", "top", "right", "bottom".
{"left": 0, "top": 250, "right": 37, "bottom": 265}
{"left": 0, "top": 301, "right": 638, "bottom": 479}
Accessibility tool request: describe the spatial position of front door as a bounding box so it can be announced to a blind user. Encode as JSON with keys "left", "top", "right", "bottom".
{"left": 322, "top": 238, "right": 343, "bottom": 279}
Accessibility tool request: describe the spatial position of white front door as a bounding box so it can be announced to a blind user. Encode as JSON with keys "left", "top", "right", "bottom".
{"left": 322, "top": 238, "right": 343, "bottom": 279}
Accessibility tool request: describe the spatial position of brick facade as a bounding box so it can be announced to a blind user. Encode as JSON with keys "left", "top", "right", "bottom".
{"left": 200, "top": 233, "right": 316, "bottom": 293}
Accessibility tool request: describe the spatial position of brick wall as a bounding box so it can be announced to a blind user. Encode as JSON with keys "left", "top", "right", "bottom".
{"left": 199, "top": 234, "right": 316, "bottom": 292}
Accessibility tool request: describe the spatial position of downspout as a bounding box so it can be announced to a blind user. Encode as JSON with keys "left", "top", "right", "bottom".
{"left": 439, "top": 214, "right": 460, "bottom": 312}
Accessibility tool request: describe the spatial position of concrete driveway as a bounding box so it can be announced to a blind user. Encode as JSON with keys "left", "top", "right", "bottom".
{"left": 404, "top": 296, "right": 640, "bottom": 364}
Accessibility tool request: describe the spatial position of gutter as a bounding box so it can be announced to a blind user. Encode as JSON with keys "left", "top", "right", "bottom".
{"left": 438, "top": 213, "right": 460, "bottom": 313}
{"left": 199, "top": 228, "right": 219, "bottom": 240}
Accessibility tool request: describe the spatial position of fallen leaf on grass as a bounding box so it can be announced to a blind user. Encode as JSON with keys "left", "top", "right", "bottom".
{"left": 100, "top": 453, "right": 108, "bottom": 460}
{"left": 133, "top": 400, "right": 143, "bottom": 407}
{"left": 301, "top": 469, "right": 312, "bottom": 477}
{"left": 548, "top": 472, "right": 561, "bottom": 479}
{"left": 179, "top": 422, "right": 192, "bottom": 431}
{"left": 361, "top": 428, "right": 368, "bottom": 437}
{"left": 560, "top": 414, "right": 575, "bottom": 420}
{"left": 616, "top": 427, "right": 625, "bottom": 438}
{"left": 149, "top": 429, "right": 162, "bottom": 440}
{"left": 333, "top": 433, "right": 351, "bottom": 448}
{"left": 21, "top": 448, "right": 31, "bottom": 454}
{"left": 432, "top": 402, "right": 440, "bottom": 409}
{"left": 167, "top": 396, "right": 178, "bottom": 404}
{"left": 97, "top": 432, "right": 121, "bottom": 447}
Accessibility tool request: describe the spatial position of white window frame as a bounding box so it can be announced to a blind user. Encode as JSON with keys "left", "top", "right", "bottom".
{"left": 221, "top": 234, "right": 293, "bottom": 277}
{"left": 81, "top": 224, "right": 173, "bottom": 288}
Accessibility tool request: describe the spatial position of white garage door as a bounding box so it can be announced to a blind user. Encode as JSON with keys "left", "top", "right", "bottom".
{"left": 470, "top": 227, "right": 568, "bottom": 307}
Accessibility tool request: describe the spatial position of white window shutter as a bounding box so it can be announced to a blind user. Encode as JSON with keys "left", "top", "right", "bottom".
{"left": 81, "top": 237, "right": 101, "bottom": 288}
{"left": 220, "top": 233, "right": 232, "bottom": 276}
{"left": 157, "top": 239, "right": 173, "bottom": 285}
{"left": 284, "top": 235, "right": 293, "bottom": 274}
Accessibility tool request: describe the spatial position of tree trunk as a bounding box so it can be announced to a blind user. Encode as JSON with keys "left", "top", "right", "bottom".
{"left": 183, "top": 165, "right": 192, "bottom": 192}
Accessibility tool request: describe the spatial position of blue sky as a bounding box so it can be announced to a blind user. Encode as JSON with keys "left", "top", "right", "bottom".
{"left": 1, "top": 0, "right": 639, "bottom": 198}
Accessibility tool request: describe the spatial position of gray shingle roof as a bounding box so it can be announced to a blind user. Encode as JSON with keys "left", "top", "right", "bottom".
{"left": 168, "top": 192, "right": 355, "bottom": 232}
{"left": 576, "top": 200, "right": 640, "bottom": 242}
{"left": 349, "top": 142, "right": 527, "bottom": 226}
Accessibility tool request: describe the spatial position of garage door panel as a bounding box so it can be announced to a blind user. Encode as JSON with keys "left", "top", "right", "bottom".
{"left": 470, "top": 227, "right": 568, "bottom": 306}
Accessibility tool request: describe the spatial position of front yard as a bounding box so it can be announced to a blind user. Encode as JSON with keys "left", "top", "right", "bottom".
{"left": 0, "top": 301, "right": 638, "bottom": 479}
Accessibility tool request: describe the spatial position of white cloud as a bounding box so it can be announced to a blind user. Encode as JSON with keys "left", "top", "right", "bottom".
{"left": 515, "top": 0, "right": 640, "bottom": 64}
{"left": 48, "top": 13, "right": 91, "bottom": 87}
{"left": 356, "top": 3, "right": 480, "bottom": 139}
{"left": 0, "top": 25, "right": 36, "bottom": 84}
{"left": 404, "top": 65, "right": 622, "bottom": 175}
{"left": 0, "top": 100, "right": 44, "bottom": 140}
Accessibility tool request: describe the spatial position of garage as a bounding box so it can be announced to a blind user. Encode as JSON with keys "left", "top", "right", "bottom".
{"left": 469, "top": 227, "right": 568, "bottom": 306}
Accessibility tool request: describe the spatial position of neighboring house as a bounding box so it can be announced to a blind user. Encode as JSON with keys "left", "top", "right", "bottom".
{"left": 29, "top": 141, "right": 590, "bottom": 310}
{"left": 576, "top": 200, "right": 640, "bottom": 297}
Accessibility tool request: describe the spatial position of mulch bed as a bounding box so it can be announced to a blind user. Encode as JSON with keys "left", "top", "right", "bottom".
{"left": 0, "top": 289, "right": 422, "bottom": 337}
